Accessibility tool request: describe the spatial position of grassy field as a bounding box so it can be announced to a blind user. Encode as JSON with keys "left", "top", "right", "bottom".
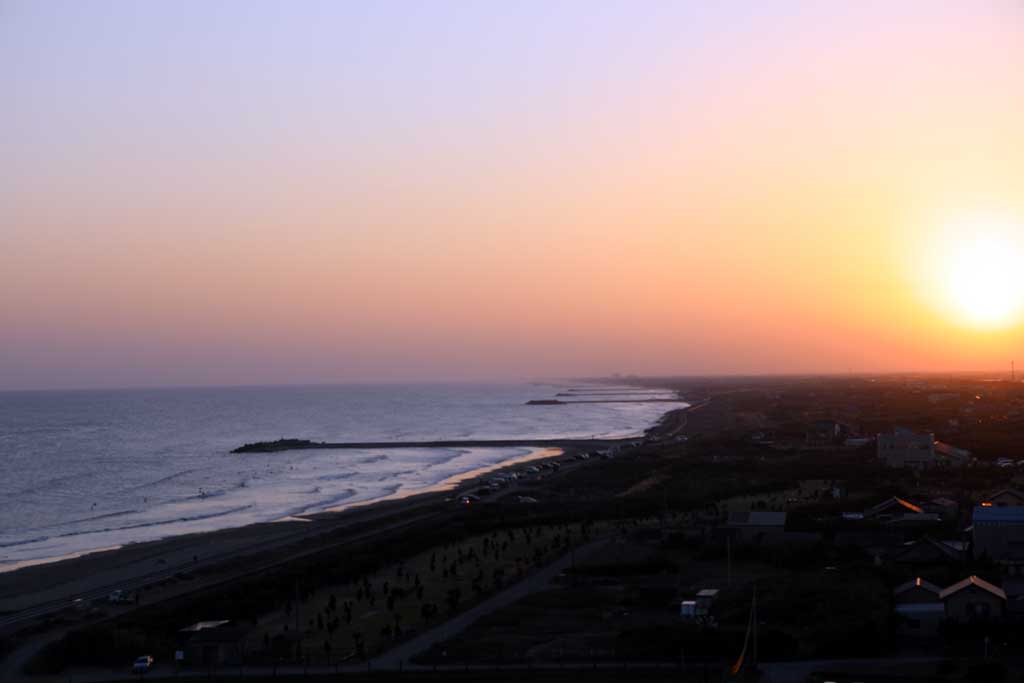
{"left": 252, "top": 519, "right": 626, "bottom": 662}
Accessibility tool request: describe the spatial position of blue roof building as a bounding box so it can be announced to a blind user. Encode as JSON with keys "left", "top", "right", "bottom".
{"left": 973, "top": 505, "right": 1024, "bottom": 564}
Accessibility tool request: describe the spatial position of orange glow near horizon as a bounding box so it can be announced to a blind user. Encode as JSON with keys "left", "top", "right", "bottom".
{"left": 2, "top": 2, "right": 1024, "bottom": 389}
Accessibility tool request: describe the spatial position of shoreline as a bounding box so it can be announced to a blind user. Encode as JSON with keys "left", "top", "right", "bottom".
{"left": 0, "top": 390, "right": 693, "bottom": 630}
{"left": 0, "top": 438, "right": 647, "bottom": 576}
{"left": 4, "top": 386, "right": 684, "bottom": 573}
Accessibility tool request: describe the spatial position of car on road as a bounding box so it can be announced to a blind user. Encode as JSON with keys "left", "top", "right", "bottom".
{"left": 107, "top": 589, "right": 132, "bottom": 604}
{"left": 132, "top": 655, "right": 154, "bottom": 674}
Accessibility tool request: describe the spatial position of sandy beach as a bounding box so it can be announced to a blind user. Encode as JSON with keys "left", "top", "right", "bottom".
{"left": 0, "top": 403, "right": 694, "bottom": 629}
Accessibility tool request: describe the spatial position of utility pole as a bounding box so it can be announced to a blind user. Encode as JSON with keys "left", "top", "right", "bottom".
{"left": 752, "top": 587, "right": 758, "bottom": 671}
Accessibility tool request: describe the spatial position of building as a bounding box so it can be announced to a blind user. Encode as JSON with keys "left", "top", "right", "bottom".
{"left": 894, "top": 577, "right": 942, "bottom": 604}
{"left": 696, "top": 588, "right": 719, "bottom": 613}
{"left": 981, "top": 489, "right": 1024, "bottom": 507}
{"left": 864, "top": 497, "right": 924, "bottom": 520}
{"left": 939, "top": 576, "right": 1006, "bottom": 621}
{"left": 891, "top": 537, "right": 966, "bottom": 567}
{"left": 933, "top": 442, "right": 971, "bottom": 467}
{"left": 726, "top": 511, "right": 787, "bottom": 545}
{"left": 1001, "top": 577, "right": 1024, "bottom": 620}
{"left": 922, "top": 497, "right": 959, "bottom": 521}
{"left": 972, "top": 506, "right": 1024, "bottom": 565}
{"left": 680, "top": 588, "right": 719, "bottom": 622}
{"left": 877, "top": 428, "right": 936, "bottom": 469}
{"left": 894, "top": 577, "right": 945, "bottom": 635}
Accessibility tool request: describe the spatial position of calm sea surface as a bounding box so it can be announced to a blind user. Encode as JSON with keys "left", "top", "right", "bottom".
{"left": 0, "top": 383, "right": 679, "bottom": 569}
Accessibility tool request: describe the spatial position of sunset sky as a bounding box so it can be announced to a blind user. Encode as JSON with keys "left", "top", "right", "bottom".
{"left": 3, "top": 1, "right": 1023, "bottom": 389}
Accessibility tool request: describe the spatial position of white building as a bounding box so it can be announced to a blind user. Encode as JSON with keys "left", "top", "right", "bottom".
{"left": 877, "top": 428, "right": 936, "bottom": 469}
{"left": 934, "top": 441, "right": 971, "bottom": 467}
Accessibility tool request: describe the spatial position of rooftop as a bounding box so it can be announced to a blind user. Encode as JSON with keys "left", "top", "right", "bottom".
{"left": 982, "top": 489, "right": 1024, "bottom": 504}
{"left": 865, "top": 497, "right": 924, "bottom": 517}
{"left": 893, "top": 577, "right": 942, "bottom": 596}
{"left": 939, "top": 575, "right": 1007, "bottom": 601}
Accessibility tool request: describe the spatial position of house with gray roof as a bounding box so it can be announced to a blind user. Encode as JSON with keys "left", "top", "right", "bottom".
{"left": 939, "top": 576, "right": 1006, "bottom": 621}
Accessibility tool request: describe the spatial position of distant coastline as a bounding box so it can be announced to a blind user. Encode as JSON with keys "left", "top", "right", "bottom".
{"left": 1, "top": 382, "right": 681, "bottom": 572}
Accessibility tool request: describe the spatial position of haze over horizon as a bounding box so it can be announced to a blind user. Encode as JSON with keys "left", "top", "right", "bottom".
{"left": 3, "top": 1, "right": 1023, "bottom": 390}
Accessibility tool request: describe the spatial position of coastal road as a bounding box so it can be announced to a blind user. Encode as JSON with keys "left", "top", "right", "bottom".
{"left": 0, "top": 434, "right": 624, "bottom": 632}
{"left": 0, "top": 443, "right": 637, "bottom": 680}
{"left": 41, "top": 537, "right": 614, "bottom": 682}
{"left": 0, "top": 431, "right": 628, "bottom": 634}
{"left": 0, "top": 406, "right": 691, "bottom": 680}
{"left": 0, "top": 507, "right": 453, "bottom": 683}
{"left": 0, "top": 503, "right": 449, "bottom": 633}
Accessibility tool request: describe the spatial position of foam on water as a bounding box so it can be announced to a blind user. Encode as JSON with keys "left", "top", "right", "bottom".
{"left": 0, "top": 383, "right": 680, "bottom": 569}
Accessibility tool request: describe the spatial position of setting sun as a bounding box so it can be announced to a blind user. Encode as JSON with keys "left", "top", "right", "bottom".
{"left": 944, "top": 225, "right": 1024, "bottom": 328}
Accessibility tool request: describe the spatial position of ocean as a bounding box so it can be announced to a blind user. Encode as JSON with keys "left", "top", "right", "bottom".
{"left": 0, "top": 383, "right": 680, "bottom": 571}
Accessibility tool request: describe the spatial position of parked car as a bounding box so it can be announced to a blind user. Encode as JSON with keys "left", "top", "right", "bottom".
{"left": 107, "top": 589, "right": 132, "bottom": 604}
{"left": 132, "top": 655, "right": 154, "bottom": 674}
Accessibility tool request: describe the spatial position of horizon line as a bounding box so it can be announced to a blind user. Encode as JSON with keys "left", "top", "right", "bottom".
{"left": 1, "top": 369, "right": 1019, "bottom": 394}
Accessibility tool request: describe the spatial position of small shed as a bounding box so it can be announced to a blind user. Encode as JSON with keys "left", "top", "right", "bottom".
{"left": 696, "top": 588, "right": 719, "bottom": 613}
{"left": 681, "top": 588, "right": 719, "bottom": 620}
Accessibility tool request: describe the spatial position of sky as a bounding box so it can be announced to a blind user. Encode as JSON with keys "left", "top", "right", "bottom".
{"left": 2, "top": 1, "right": 1023, "bottom": 389}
